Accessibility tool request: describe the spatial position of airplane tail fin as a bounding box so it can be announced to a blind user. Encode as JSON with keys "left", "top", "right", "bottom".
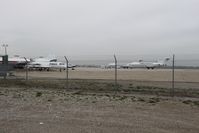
{"left": 164, "top": 57, "right": 170, "bottom": 63}
{"left": 47, "top": 54, "right": 56, "bottom": 59}
{"left": 47, "top": 54, "right": 57, "bottom": 62}
{"left": 160, "top": 57, "right": 170, "bottom": 66}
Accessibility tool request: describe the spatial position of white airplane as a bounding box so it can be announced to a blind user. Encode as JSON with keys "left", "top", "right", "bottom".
{"left": 122, "top": 60, "right": 143, "bottom": 69}
{"left": 28, "top": 56, "right": 76, "bottom": 71}
{"left": 106, "top": 63, "right": 115, "bottom": 68}
{"left": 105, "top": 63, "right": 121, "bottom": 69}
{"left": 0, "top": 55, "right": 30, "bottom": 69}
{"left": 49, "top": 62, "right": 76, "bottom": 70}
{"left": 123, "top": 58, "right": 170, "bottom": 69}
{"left": 32, "top": 55, "right": 57, "bottom": 62}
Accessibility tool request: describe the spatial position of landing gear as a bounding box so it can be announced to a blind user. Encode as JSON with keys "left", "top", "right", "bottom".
{"left": 147, "top": 67, "right": 154, "bottom": 70}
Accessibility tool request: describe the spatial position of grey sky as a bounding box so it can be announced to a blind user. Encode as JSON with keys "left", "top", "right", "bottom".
{"left": 0, "top": 0, "right": 199, "bottom": 57}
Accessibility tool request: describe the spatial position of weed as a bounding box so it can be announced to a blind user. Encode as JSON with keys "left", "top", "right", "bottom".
{"left": 72, "top": 91, "right": 82, "bottom": 95}
{"left": 148, "top": 97, "right": 160, "bottom": 103}
{"left": 36, "top": 92, "right": 42, "bottom": 97}
{"left": 136, "top": 86, "right": 141, "bottom": 90}
{"left": 137, "top": 97, "right": 145, "bottom": 102}
{"left": 118, "top": 96, "right": 127, "bottom": 101}
{"left": 131, "top": 96, "right": 136, "bottom": 102}
{"left": 47, "top": 99, "right": 52, "bottom": 102}
{"left": 105, "top": 94, "right": 110, "bottom": 97}
{"left": 182, "top": 100, "right": 192, "bottom": 105}
{"left": 193, "top": 101, "right": 199, "bottom": 107}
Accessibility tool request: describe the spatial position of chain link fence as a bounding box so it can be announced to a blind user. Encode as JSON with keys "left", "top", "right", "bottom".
{"left": 1, "top": 55, "right": 199, "bottom": 98}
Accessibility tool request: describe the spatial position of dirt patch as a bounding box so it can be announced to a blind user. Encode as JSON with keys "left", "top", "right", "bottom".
{"left": 0, "top": 80, "right": 199, "bottom": 133}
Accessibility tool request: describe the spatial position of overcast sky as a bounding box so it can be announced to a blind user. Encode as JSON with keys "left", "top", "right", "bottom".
{"left": 0, "top": 0, "right": 199, "bottom": 58}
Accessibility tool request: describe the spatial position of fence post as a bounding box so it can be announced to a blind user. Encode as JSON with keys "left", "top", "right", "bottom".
{"left": 171, "top": 54, "right": 175, "bottom": 97}
{"left": 24, "top": 57, "right": 28, "bottom": 81}
{"left": 2, "top": 55, "right": 8, "bottom": 79}
{"left": 64, "top": 56, "right": 69, "bottom": 89}
{"left": 114, "top": 54, "right": 117, "bottom": 89}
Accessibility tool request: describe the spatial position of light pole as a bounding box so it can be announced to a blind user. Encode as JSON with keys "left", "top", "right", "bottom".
{"left": 2, "top": 44, "right": 8, "bottom": 55}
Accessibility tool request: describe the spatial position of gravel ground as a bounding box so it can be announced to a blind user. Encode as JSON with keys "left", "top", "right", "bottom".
{"left": 0, "top": 86, "right": 198, "bottom": 133}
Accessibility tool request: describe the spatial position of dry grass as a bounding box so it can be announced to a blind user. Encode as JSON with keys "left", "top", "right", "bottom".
{"left": 0, "top": 79, "right": 199, "bottom": 98}
{"left": 0, "top": 77, "right": 199, "bottom": 133}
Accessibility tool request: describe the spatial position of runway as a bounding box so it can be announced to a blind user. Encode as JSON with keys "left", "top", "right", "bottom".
{"left": 14, "top": 68, "right": 199, "bottom": 82}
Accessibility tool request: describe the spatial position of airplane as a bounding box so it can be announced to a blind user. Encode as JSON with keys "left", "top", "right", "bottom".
{"left": 32, "top": 55, "right": 57, "bottom": 62}
{"left": 0, "top": 55, "right": 30, "bottom": 69}
{"left": 105, "top": 63, "right": 121, "bottom": 69}
{"left": 122, "top": 60, "right": 143, "bottom": 69}
{"left": 105, "top": 63, "right": 115, "bottom": 69}
{"left": 49, "top": 62, "right": 76, "bottom": 71}
{"left": 122, "top": 58, "right": 170, "bottom": 69}
{"left": 140, "top": 58, "right": 170, "bottom": 69}
{"left": 28, "top": 56, "right": 76, "bottom": 71}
